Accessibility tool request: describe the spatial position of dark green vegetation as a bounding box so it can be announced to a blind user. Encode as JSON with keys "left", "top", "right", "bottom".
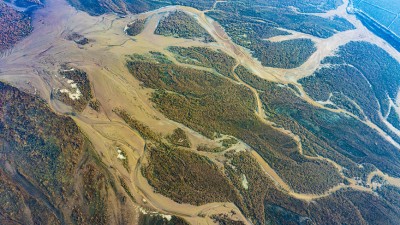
{"left": 167, "top": 128, "right": 191, "bottom": 148}
{"left": 250, "top": 39, "right": 315, "bottom": 68}
{"left": 13, "top": 0, "right": 43, "bottom": 8}
{"left": 376, "top": 185, "right": 400, "bottom": 208}
{"left": 301, "top": 65, "right": 369, "bottom": 120}
{"left": 67, "top": 0, "right": 164, "bottom": 15}
{"left": 127, "top": 51, "right": 172, "bottom": 65}
{"left": 211, "top": 214, "right": 245, "bottom": 225}
{"left": 119, "top": 177, "right": 134, "bottom": 201}
{"left": 220, "top": 137, "right": 238, "bottom": 148}
{"left": 206, "top": 11, "right": 319, "bottom": 68}
{"left": 236, "top": 67, "right": 400, "bottom": 177}
{"left": 53, "top": 65, "right": 94, "bottom": 112}
{"left": 125, "top": 19, "right": 146, "bottom": 36}
{"left": 388, "top": 108, "right": 400, "bottom": 130}
{"left": 0, "top": 2, "right": 32, "bottom": 51}
{"left": 143, "top": 143, "right": 239, "bottom": 205}
{"left": 0, "top": 81, "right": 126, "bottom": 225}
{"left": 139, "top": 214, "right": 189, "bottom": 225}
{"left": 115, "top": 110, "right": 239, "bottom": 205}
{"left": 225, "top": 151, "right": 400, "bottom": 225}
{"left": 224, "top": 151, "right": 310, "bottom": 225}
{"left": 239, "top": 68, "right": 400, "bottom": 181}
{"left": 237, "top": 63, "right": 400, "bottom": 181}
{"left": 266, "top": 0, "right": 343, "bottom": 13}
{"left": 114, "top": 109, "right": 161, "bottom": 141}
{"left": 168, "top": 46, "right": 236, "bottom": 78}
{"left": 206, "top": 10, "right": 290, "bottom": 41}
{"left": 155, "top": 11, "right": 215, "bottom": 43}
{"left": 66, "top": 0, "right": 354, "bottom": 69}
{"left": 67, "top": 0, "right": 214, "bottom": 16}
{"left": 208, "top": 4, "right": 354, "bottom": 39}
{"left": 234, "top": 65, "right": 276, "bottom": 91}
{"left": 89, "top": 98, "right": 101, "bottom": 111}
{"left": 196, "top": 144, "right": 224, "bottom": 153}
{"left": 126, "top": 53, "right": 343, "bottom": 194}
{"left": 66, "top": 32, "right": 89, "bottom": 45}
{"left": 300, "top": 41, "right": 400, "bottom": 144}
{"left": 122, "top": 57, "right": 400, "bottom": 223}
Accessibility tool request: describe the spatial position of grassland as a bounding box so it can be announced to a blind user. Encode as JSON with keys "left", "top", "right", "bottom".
{"left": 139, "top": 214, "right": 189, "bottom": 225}
{"left": 53, "top": 65, "right": 96, "bottom": 112}
{"left": 207, "top": 10, "right": 320, "bottom": 68}
{"left": 388, "top": 109, "right": 400, "bottom": 130}
{"left": 143, "top": 143, "right": 239, "bottom": 205}
{"left": 167, "top": 46, "right": 236, "bottom": 78}
{"left": 119, "top": 59, "right": 400, "bottom": 223}
{"left": 257, "top": 77, "right": 400, "bottom": 180}
{"left": 300, "top": 41, "right": 400, "bottom": 144}
{"left": 125, "top": 19, "right": 146, "bottom": 36}
{"left": 67, "top": 0, "right": 214, "bottom": 15}
{"left": 211, "top": 214, "right": 246, "bottom": 225}
{"left": 167, "top": 128, "right": 191, "bottom": 148}
{"left": 225, "top": 151, "right": 400, "bottom": 225}
{"left": 6, "top": 0, "right": 400, "bottom": 224}
{"left": 126, "top": 53, "right": 343, "bottom": 194}
{"left": 115, "top": 109, "right": 239, "bottom": 205}
{"left": 209, "top": 4, "right": 354, "bottom": 39}
{"left": 234, "top": 65, "right": 398, "bottom": 180}
{"left": 265, "top": 0, "right": 343, "bottom": 13}
{"left": 155, "top": 11, "right": 215, "bottom": 43}
{"left": 66, "top": 32, "right": 89, "bottom": 45}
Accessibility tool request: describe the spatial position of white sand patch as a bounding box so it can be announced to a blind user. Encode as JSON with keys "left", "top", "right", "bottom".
{"left": 241, "top": 174, "right": 249, "bottom": 190}
{"left": 59, "top": 88, "right": 82, "bottom": 100}
{"left": 371, "top": 181, "right": 383, "bottom": 190}
{"left": 61, "top": 68, "right": 75, "bottom": 72}
{"left": 59, "top": 78, "right": 82, "bottom": 100}
{"left": 69, "top": 89, "right": 82, "bottom": 100}
{"left": 138, "top": 207, "right": 172, "bottom": 221}
{"left": 161, "top": 215, "right": 172, "bottom": 221}
{"left": 117, "top": 148, "right": 126, "bottom": 160}
{"left": 139, "top": 207, "right": 148, "bottom": 215}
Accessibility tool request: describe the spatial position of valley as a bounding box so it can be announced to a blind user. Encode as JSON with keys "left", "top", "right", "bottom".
{"left": 2, "top": 0, "right": 400, "bottom": 224}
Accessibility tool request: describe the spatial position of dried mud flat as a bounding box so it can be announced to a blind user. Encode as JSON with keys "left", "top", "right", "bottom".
{"left": 1, "top": 0, "right": 400, "bottom": 224}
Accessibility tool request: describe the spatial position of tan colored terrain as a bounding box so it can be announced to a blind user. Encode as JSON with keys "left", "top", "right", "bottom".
{"left": 1, "top": 0, "right": 400, "bottom": 223}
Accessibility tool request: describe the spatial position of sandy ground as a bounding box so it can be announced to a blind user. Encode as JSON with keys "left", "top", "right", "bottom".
{"left": 0, "top": 0, "right": 252, "bottom": 223}
{"left": 2, "top": 0, "right": 400, "bottom": 223}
